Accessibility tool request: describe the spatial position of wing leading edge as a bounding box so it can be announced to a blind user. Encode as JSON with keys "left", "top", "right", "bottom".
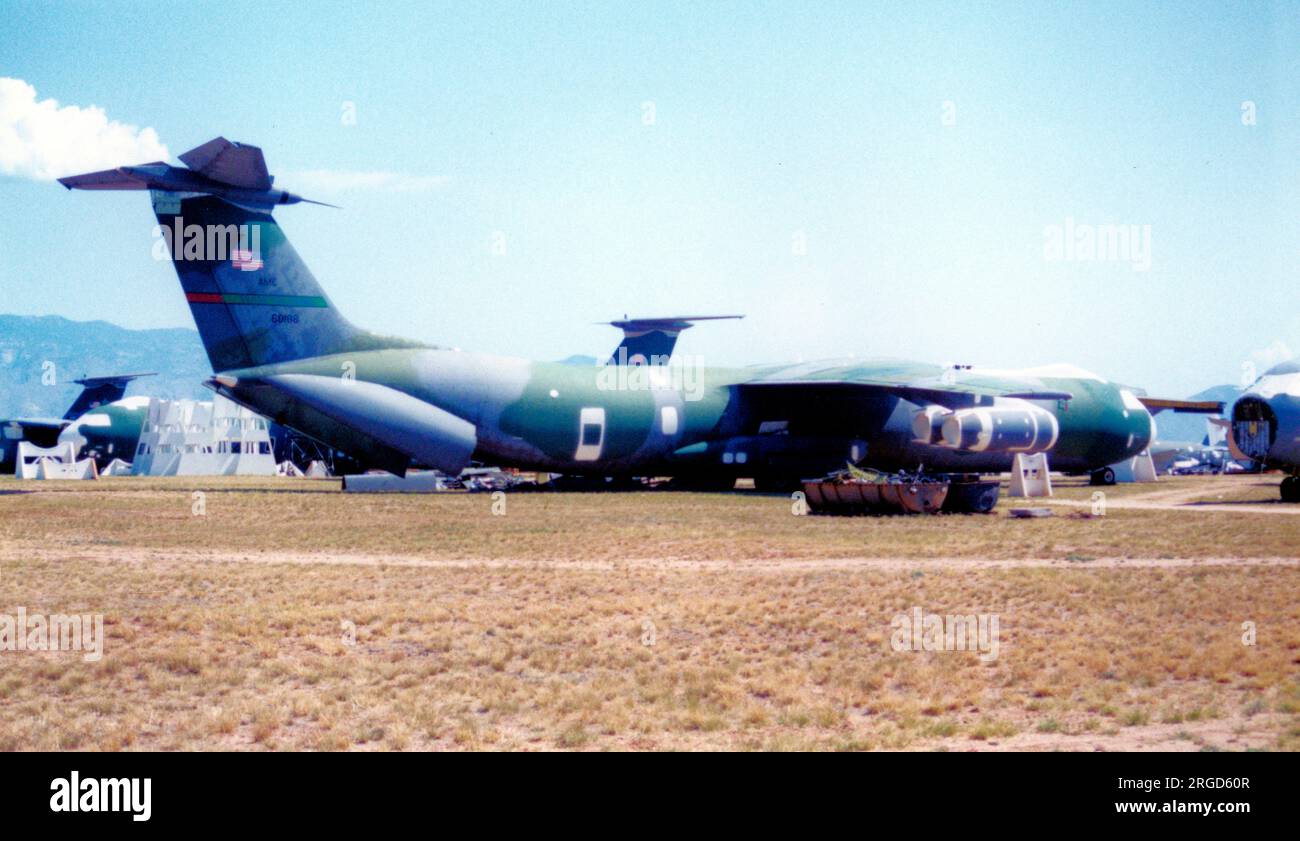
{"left": 738, "top": 366, "right": 1073, "bottom": 411}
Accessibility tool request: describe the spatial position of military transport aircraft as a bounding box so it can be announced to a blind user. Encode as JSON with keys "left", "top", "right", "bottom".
{"left": 1227, "top": 360, "right": 1300, "bottom": 502}
{"left": 1, "top": 374, "right": 150, "bottom": 474}
{"left": 60, "top": 137, "right": 1217, "bottom": 488}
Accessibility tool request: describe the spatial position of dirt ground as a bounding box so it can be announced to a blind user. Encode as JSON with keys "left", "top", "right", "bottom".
{"left": 0, "top": 473, "right": 1297, "bottom": 751}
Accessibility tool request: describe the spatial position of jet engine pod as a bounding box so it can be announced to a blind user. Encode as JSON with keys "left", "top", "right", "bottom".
{"left": 911, "top": 405, "right": 950, "bottom": 444}
{"left": 939, "top": 401, "right": 1059, "bottom": 453}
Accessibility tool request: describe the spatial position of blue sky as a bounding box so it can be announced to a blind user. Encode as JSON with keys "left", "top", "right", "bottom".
{"left": 1, "top": 0, "right": 1297, "bottom": 396}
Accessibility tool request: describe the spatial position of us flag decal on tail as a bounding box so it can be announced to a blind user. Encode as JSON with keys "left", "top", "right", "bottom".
{"left": 232, "top": 249, "right": 263, "bottom": 271}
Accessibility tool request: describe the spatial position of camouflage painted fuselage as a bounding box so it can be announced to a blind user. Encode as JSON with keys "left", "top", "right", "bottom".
{"left": 210, "top": 350, "right": 1155, "bottom": 480}
{"left": 57, "top": 397, "right": 150, "bottom": 468}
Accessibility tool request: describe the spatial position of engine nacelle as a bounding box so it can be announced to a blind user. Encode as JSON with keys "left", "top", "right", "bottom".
{"left": 911, "top": 405, "right": 948, "bottom": 444}
{"left": 938, "top": 401, "right": 1059, "bottom": 453}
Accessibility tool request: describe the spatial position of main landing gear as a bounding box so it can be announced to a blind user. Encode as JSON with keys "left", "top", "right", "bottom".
{"left": 1089, "top": 467, "right": 1117, "bottom": 486}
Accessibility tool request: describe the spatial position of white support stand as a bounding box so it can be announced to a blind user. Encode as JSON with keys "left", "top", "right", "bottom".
{"left": 342, "top": 471, "right": 447, "bottom": 493}
{"left": 101, "top": 458, "right": 134, "bottom": 476}
{"left": 15, "top": 442, "right": 99, "bottom": 480}
{"left": 1110, "top": 450, "right": 1158, "bottom": 483}
{"left": 1009, "top": 452, "right": 1053, "bottom": 497}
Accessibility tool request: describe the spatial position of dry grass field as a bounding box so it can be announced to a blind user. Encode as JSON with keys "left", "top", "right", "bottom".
{"left": 0, "top": 473, "right": 1297, "bottom": 751}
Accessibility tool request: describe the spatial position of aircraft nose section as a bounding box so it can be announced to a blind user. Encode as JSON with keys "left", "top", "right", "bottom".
{"left": 1134, "top": 406, "right": 1157, "bottom": 458}
{"left": 1117, "top": 390, "right": 1156, "bottom": 459}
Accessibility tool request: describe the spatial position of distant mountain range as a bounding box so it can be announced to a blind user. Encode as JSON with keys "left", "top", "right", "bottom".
{"left": 0, "top": 314, "right": 210, "bottom": 418}
{"left": 0, "top": 314, "right": 1248, "bottom": 436}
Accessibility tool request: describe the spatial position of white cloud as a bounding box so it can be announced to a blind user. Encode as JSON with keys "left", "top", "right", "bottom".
{"left": 1250, "top": 339, "right": 1295, "bottom": 374}
{"left": 285, "top": 169, "right": 450, "bottom": 193}
{"left": 0, "top": 77, "right": 169, "bottom": 181}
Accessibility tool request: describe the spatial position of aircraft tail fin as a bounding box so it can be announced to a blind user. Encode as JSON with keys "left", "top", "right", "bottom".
{"left": 63, "top": 373, "right": 153, "bottom": 420}
{"left": 150, "top": 192, "right": 376, "bottom": 372}
{"left": 61, "top": 138, "right": 417, "bottom": 373}
{"left": 604, "top": 314, "right": 743, "bottom": 365}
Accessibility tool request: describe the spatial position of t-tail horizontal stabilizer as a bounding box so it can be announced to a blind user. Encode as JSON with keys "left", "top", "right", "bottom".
{"left": 57, "top": 137, "right": 336, "bottom": 210}
{"left": 605, "top": 314, "right": 743, "bottom": 365}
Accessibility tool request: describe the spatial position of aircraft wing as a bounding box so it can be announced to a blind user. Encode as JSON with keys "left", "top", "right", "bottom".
{"left": 1, "top": 418, "right": 67, "bottom": 447}
{"left": 1136, "top": 397, "right": 1224, "bottom": 415}
{"left": 3, "top": 418, "right": 65, "bottom": 431}
{"left": 737, "top": 364, "right": 1073, "bottom": 410}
